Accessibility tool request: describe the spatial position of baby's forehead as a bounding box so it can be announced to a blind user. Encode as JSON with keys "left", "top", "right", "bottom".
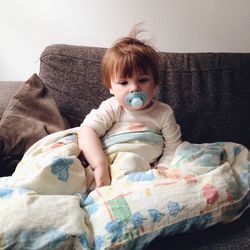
{"left": 112, "top": 66, "right": 151, "bottom": 77}
{"left": 112, "top": 70, "right": 151, "bottom": 79}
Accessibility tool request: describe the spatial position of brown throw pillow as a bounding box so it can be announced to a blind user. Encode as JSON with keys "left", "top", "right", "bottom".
{"left": 0, "top": 73, "right": 70, "bottom": 176}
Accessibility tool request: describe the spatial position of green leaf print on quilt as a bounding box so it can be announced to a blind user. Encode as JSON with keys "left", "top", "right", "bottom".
{"left": 108, "top": 197, "right": 132, "bottom": 220}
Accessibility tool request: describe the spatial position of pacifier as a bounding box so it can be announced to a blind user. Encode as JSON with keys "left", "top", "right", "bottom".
{"left": 125, "top": 91, "right": 147, "bottom": 108}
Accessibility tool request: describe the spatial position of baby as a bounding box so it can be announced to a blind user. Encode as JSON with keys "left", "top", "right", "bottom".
{"left": 78, "top": 28, "right": 182, "bottom": 188}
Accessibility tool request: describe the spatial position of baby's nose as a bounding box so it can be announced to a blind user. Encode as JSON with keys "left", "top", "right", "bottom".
{"left": 129, "top": 83, "right": 140, "bottom": 92}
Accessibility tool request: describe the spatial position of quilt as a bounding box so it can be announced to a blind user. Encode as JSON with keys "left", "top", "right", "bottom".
{"left": 0, "top": 127, "right": 249, "bottom": 250}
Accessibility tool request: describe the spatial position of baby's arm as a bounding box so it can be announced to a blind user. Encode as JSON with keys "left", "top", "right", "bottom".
{"left": 78, "top": 126, "right": 110, "bottom": 187}
{"left": 157, "top": 107, "right": 182, "bottom": 169}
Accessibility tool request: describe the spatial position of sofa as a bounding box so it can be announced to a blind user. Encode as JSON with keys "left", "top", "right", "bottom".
{"left": 0, "top": 44, "right": 249, "bottom": 249}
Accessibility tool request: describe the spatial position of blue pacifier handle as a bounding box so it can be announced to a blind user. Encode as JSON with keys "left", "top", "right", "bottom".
{"left": 125, "top": 92, "right": 147, "bottom": 108}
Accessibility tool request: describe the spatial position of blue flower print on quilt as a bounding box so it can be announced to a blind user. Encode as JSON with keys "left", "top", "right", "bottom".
{"left": 94, "top": 235, "right": 105, "bottom": 250}
{"left": 5, "top": 228, "right": 69, "bottom": 249}
{"left": 105, "top": 220, "right": 126, "bottom": 243}
{"left": 148, "top": 209, "right": 164, "bottom": 223}
{"left": 174, "top": 142, "right": 226, "bottom": 167}
{"left": 51, "top": 157, "right": 74, "bottom": 181}
{"left": 233, "top": 145, "right": 241, "bottom": 156}
{"left": 61, "top": 133, "right": 78, "bottom": 144}
{"left": 171, "top": 213, "right": 213, "bottom": 233}
{"left": 167, "top": 201, "right": 184, "bottom": 217}
{"left": 85, "top": 202, "right": 99, "bottom": 215}
{"left": 131, "top": 212, "right": 146, "bottom": 229}
{"left": 79, "top": 232, "right": 90, "bottom": 249}
{"left": 239, "top": 172, "right": 250, "bottom": 189}
{"left": 193, "top": 145, "right": 225, "bottom": 167}
{"left": 0, "top": 188, "right": 17, "bottom": 199}
{"left": 128, "top": 171, "right": 156, "bottom": 182}
{"left": 190, "top": 213, "right": 213, "bottom": 230}
{"left": 83, "top": 194, "right": 100, "bottom": 215}
{"left": 0, "top": 188, "right": 31, "bottom": 199}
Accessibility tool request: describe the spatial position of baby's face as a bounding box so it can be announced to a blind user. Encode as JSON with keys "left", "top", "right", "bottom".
{"left": 109, "top": 72, "right": 155, "bottom": 111}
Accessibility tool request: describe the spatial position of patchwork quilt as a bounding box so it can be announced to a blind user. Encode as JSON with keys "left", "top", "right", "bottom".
{"left": 0, "top": 127, "right": 249, "bottom": 250}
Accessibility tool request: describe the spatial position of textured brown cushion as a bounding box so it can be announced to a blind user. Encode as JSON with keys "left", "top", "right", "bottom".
{"left": 0, "top": 81, "right": 23, "bottom": 119}
{"left": 0, "top": 73, "right": 70, "bottom": 176}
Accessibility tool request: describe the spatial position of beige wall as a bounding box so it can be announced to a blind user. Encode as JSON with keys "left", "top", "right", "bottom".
{"left": 1, "top": 0, "right": 250, "bottom": 80}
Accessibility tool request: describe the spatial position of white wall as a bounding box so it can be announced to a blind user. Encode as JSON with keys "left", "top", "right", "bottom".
{"left": 1, "top": 0, "right": 250, "bottom": 81}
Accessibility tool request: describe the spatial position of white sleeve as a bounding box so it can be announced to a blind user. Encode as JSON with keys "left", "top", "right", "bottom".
{"left": 81, "top": 97, "right": 120, "bottom": 137}
{"left": 157, "top": 107, "right": 182, "bottom": 167}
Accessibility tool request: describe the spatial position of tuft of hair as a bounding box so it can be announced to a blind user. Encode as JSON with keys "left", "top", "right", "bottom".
{"left": 128, "top": 22, "right": 145, "bottom": 40}
{"left": 101, "top": 23, "right": 160, "bottom": 88}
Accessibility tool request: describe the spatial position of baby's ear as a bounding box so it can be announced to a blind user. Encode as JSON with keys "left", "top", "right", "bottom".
{"left": 154, "top": 85, "right": 159, "bottom": 96}
{"left": 109, "top": 88, "right": 114, "bottom": 95}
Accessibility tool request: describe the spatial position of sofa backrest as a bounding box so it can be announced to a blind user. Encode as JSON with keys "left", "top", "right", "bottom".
{"left": 39, "top": 44, "right": 250, "bottom": 148}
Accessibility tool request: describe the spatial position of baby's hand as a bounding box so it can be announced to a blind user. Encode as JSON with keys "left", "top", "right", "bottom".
{"left": 94, "top": 166, "right": 111, "bottom": 188}
{"left": 156, "top": 165, "right": 168, "bottom": 171}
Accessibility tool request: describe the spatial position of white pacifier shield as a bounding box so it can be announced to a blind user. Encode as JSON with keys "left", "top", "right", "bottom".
{"left": 131, "top": 97, "right": 143, "bottom": 108}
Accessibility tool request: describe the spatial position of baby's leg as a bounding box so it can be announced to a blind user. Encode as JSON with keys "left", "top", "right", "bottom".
{"left": 109, "top": 152, "right": 151, "bottom": 183}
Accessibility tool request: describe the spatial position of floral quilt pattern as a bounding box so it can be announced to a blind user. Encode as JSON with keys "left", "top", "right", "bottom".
{"left": 0, "top": 127, "right": 249, "bottom": 249}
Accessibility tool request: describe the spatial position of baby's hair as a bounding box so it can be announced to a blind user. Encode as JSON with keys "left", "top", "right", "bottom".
{"left": 101, "top": 24, "right": 160, "bottom": 88}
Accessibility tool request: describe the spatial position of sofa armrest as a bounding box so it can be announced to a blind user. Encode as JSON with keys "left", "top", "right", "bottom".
{"left": 0, "top": 81, "right": 23, "bottom": 118}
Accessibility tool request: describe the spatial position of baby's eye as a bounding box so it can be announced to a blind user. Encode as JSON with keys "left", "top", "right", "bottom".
{"left": 139, "top": 78, "right": 149, "bottom": 84}
{"left": 119, "top": 81, "right": 128, "bottom": 86}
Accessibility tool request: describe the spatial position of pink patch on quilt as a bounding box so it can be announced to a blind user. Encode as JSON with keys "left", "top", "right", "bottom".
{"left": 202, "top": 184, "right": 220, "bottom": 205}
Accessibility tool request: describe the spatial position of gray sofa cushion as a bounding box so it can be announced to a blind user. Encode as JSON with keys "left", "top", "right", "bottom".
{"left": 40, "top": 45, "right": 250, "bottom": 148}
{"left": 159, "top": 53, "right": 250, "bottom": 148}
{"left": 40, "top": 45, "right": 110, "bottom": 127}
